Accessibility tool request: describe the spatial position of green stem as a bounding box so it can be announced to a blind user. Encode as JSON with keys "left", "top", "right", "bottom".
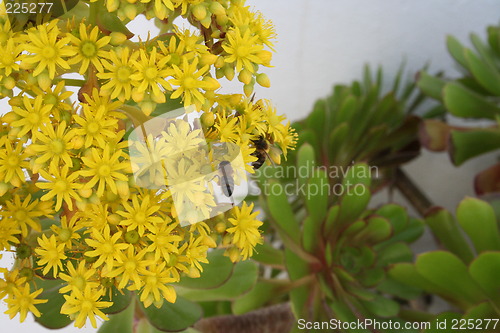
{"left": 55, "top": 78, "right": 86, "bottom": 87}
{"left": 88, "top": 0, "right": 101, "bottom": 25}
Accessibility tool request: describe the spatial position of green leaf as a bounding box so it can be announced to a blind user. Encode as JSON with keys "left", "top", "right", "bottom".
{"left": 101, "top": 287, "right": 132, "bottom": 314}
{"left": 446, "top": 35, "right": 469, "bottom": 69}
{"left": 176, "top": 261, "right": 258, "bottom": 302}
{"left": 376, "top": 242, "right": 413, "bottom": 267}
{"left": 464, "top": 48, "right": 500, "bottom": 95}
{"left": 266, "top": 180, "right": 300, "bottom": 244}
{"left": 360, "top": 295, "right": 399, "bottom": 317}
{"left": 329, "top": 123, "right": 350, "bottom": 164}
{"left": 377, "top": 277, "right": 421, "bottom": 300}
{"left": 376, "top": 204, "right": 408, "bottom": 234}
{"left": 444, "top": 82, "right": 500, "bottom": 119}
{"left": 285, "top": 249, "right": 311, "bottom": 318}
{"left": 457, "top": 197, "right": 500, "bottom": 253}
{"left": 252, "top": 242, "right": 284, "bottom": 267}
{"left": 469, "top": 252, "right": 500, "bottom": 305}
{"left": 140, "top": 296, "right": 202, "bottom": 332}
{"left": 34, "top": 279, "right": 72, "bottom": 329}
{"left": 416, "top": 251, "right": 485, "bottom": 308}
{"left": 450, "top": 129, "right": 500, "bottom": 165}
{"left": 232, "top": 280, "right": 285, "bottom": 315}
{"left": 98, "top": 301, "right": 134, "bottom": 333}
{"left": 97, "top": 11, "right": 134, "bottom": 38}
{"left": 355, "top": 216, "right": 391, "bottom": 244}
{"left": 417, "top": 71, "right": 446, "bottom": 100}
{"left": 306, "top": 100, "right": 327, "bottom": 148}
{"left": 342, "top": 163, "right": 372, "bottom": 188}
{"left": 175, "top": 249, "right": 234, "bottom": 289}
{"left": 303, "top": 169, "right": 329, "bottom": 252}
{"left": 336, "top": 185, "right": 371, "bottom": 227}
{"left": 425, "top": 207, "right": 475, "bottom": 263}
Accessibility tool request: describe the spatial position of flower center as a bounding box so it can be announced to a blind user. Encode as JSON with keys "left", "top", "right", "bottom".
{"left": 42, "top": 46, "right": 57, "bottom": 59}
{"left": 7, "top": 155, "right": 19, "bottom": 167}
{"left": 59, "top": 228, "right": 72, "bottom": 242}
{"left": 3, "top": 54, "right": 14, "bottom": 66}
{"left": 81, "top": 41, "right": 97, "bottom": 58}
{"left": 125, "top": 260, "right": 136, "bottom": 271}
{"left": 183, "top": 76, "right": 197, "bottom": 89}
{"left": 44, "top": 93, "right": 58, "bottom": 105}
{"left": 98, "top": 164, "right": 111, "bottom": 177}
{"left": 87, "top": 121, "right": 100, "bottom": 134}
{"left": 116, "top": 66, "right": 132, "bottom": 82}
{"left": 54, "top": 180, "right": 68, "bottom": 192}
{"left": 73, "top": 275, "right": 86, "bottom": 290}
{"left": 51, "top": 139, "right": 65, "bottom": 154}
{"left": 145, "top": 67, "right": 158, "bottom": 80}
{"left": 29, "top": 113, "right": 41, "bottom": 125}
{"left": 236, "top": 46, "right": 249, "bottom": 58}
{"left": 14, "top": 209, "right": 27, "bottom": 221}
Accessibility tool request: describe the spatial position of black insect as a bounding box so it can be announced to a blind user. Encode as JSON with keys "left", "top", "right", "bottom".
{"left": 218, "top": 161, "right": 235, "bottom": 197}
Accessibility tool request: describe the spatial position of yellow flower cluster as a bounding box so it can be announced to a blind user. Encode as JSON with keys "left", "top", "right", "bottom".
{"left": 0, "top": 0, "right": 297, "bottom": 328}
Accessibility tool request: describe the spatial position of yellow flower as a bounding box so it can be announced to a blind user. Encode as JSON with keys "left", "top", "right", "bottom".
{"left": 139, "top": 262, "right": 177, "bottom": 308}
{"left": 59, "top": 261, "right": 98, "bottom": 294}
{"left": 61, "top": 286, "right": 112, "bottom": 328}
{"left": 4, "top": 284, "right": 47, "bottom": 322}
{"left": 227, "top": 202, "right": 263, "bottom": 260}
{"left": 3, "top": 194, "right": 44, "bottom": 236}
{"left": 118, "top": 192, "right": 163, "bottom": 236}
{"left": 98, "top": 48, "right": 139, "bottom": 101}
{"left": 0, "top": 142, "right": 29, "bottom": 187}
{"left": 50, "top": 215, "right": 82, "bottom": 248}
{"left": 35, "top": 234, "right": 67, "bottom": 277}
{"left": 214, "top": 114, "right": 240, "bottom": 143}
{"left": 169, "top": 57, "right": 219, "bottom": 110}
{"left": 107, "top": 245, "right": 149, "bottom": 290}
{"left": 32, "top": 81, "right": 73, "bottom": 116}
{"left": 85, "top": 224, "right": 128, "bottom": 271}
{"left": 0, "top": 269, "right": 26, "bottom": 299}
{"left": 80, "top": 146, "right": 130, "bottom": 197}
{"left": 161, "top": 119, "right": 205, "bottom": 155}
{"left": 23, "top": 20, "right": 75, "bottom": 78}
{"left": 0, "top": 38, "right": 23, "bottom": 76}
{"left": 178, "top": 234, "right": 208, "bottom": 274}
{"left": 146, "top": 219, "right": 182, "bottom": 262}
{"left": 222, "top": 27, "right": 264, "bottom": 73}
{"left": 30, "top": 121, "right": 76, "bottom": 172}
{"left": 74, "top": 103, "right": 119, "bottom": 148}
{"left": 0, "top": 219, "right": 21, "bottom": 251}
{"left": 11, "top": 95, "right": 52, "bottom": 142}
{"left": 68, "top": 23, "right": 111, "bottom": 74}
{"left": 36, "top": 164, "right": 82, "bottom": 211}
{"left": 130, "top": 47, "right": 172, "bottom": 103}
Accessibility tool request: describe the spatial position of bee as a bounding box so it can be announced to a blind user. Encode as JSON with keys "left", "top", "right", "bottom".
{"left": 218, "top": 160, "right": 235, "bottom": 198}
{"left": 251, "top": 135, "right": 272, "bottom": 170}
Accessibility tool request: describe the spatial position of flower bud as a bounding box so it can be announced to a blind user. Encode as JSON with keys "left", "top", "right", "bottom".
{"left": 210, "top": 1, "right": 225, "bottom": 16}
{"left": 202, "top": 76, "right": 220, "bottom": 91}
{"left": 110, "top": 32, "right": 128, "bottom": 46}
{"left": 256, "top": 73, "right": 271, "bottom": 88}
{"left": 224, "top": 65, "right": 235, "bottom": 81}
{"left": 257, "top": 50, "right": 273, "bottom": 66}
{"left": 243, "top": 82, "right": 254, "bottom": 97}
{"left": 37, "top": 72, "right": 52, "bottom": 91}
{"left": 238, "top": 69, "right": 253, "bottom": 85}
{"left": 214, "top": 56, "right": 225, "bottom": 69}
{"left": 192, "top": 4, "right": 207, "bottom": 21}
{"left": 3, "top": 76, "right": 15, "bottom": 90}
{"left": 200, "top": 53, "right": 218, "bottom": 66}
{"left": 201, "top": 111, "right": 215, "bottom": 127}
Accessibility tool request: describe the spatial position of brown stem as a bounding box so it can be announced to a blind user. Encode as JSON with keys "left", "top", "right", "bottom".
{"left": 394, "top": 167, "right": 433, "bottom": 217}
{"left": 193, "top": 303, "right": 295, "bottom": 333}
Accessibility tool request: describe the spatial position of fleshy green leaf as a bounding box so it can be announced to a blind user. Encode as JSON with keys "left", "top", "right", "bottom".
{"left": 140, "top": 296, "right": 202, "bottom": 332}
{"left": 450, "top": 129, "right": 500, "bottom": 165}
{"left": 425, "top": 207, "right": 474, "bottom": 263}
{"left": 98, "top": 300, "right": 134, "bottom": 333}
{"left": 34, "top": 279, "right": 72, "bottom": 329}
{"left": 175, "top": 249, "right": 234, "bottom": 289}
{"left": 360, "top": 295, "right": 399, "bottom": 317}
{"left": 417, "top": 71, "right": 446, "bottom": 100}
{"left": 232, "top": 280, "right": 285, "bottom": 315}
{"left": 101, "top": 287, "right": 132, "bottom": 314}
{"left": 469, "top": 252, "right": 500, "bottom": 306}
{"left": 416, "top": 251, "right": 485, "bottom": 308}
{"left": 456, "top": 197, "right": 500, "bottom": 253}
{"left": 464, "top": 48, "right": 500, "bottom": 95}
{"left": 444, "top": 82, "right": 500, "bottom": 119}
{"left": 176, "top": 261, "right": 258, "bottom": 302}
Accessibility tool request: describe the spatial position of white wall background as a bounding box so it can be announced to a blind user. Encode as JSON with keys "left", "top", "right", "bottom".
{"left": 1, "top": 0, "right": 500, "bottom": 331}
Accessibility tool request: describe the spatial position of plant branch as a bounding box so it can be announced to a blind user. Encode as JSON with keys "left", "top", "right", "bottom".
{"left": 394, "top": 167, "right": 433, "bottom": 217}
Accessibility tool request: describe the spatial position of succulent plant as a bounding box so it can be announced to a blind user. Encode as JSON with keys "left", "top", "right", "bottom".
{"left": 250, "top": 144, "right": 425, "bottom": 331}
{"left": 390, "top": 198, "right": 500, "bottom": 332}
{"left": 418, "top": 24, "right": 500, "bottom": 196}
{"left": 287, "top": 65, "right": 431, "bottom": 193}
